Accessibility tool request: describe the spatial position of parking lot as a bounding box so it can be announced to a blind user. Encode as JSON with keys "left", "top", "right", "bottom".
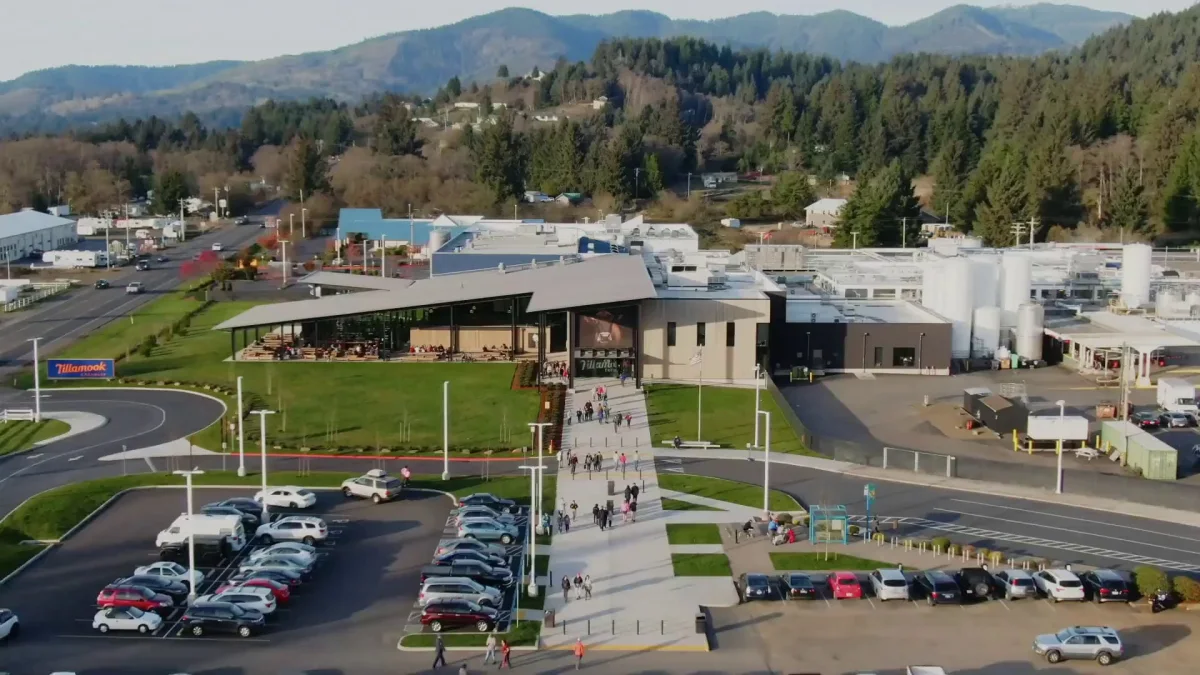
{"left": 0, "top": 485, "right": 453, "bottom": 673}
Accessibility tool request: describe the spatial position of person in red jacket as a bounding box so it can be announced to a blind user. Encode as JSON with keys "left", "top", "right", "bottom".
{"left": 500, "top": 638, "right": 512, "bottom": 668}
{"left": 574, "top": 638, "right": 586, "bottom": 669}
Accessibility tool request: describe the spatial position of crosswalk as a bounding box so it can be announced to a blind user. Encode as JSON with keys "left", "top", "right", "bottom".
{"left": 849, "top": 515, "right": 1200, "bottom": 573}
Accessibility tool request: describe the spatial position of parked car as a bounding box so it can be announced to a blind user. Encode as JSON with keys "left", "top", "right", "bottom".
{"left": 341, "top": 469, "right": 404, "bottom": 503}
{"left": 254, "top": 486, "right": 317, "bottom": 509}
{"left": 458, "top": 494, "right": 518, "bottom": 514}
{"left": 133, "top": 561, "right": 203, "bottom": 588}
{"left": 0, "top": 608, "right": 18, "bottom": 640}
{"left": 96, "top": 584, "right": 173, "bottom": 613}
{"left": 420, "top": 601, "right": 499, "bottom": 633}
{"left": 181, "top": 602, "right": 265, "bottom": 638}
{"left": 993, "top": 569, "right": 1037, "bottom": 600}
{"left": 216, "top": 577, "right": 291, "bottom": 604}
{"left": 457, "top": 519, "right": 518, "bottom": 544}
{"left": 828, "top": 572, "right": 862, "bottom": 600}
{"left": 956, "top": 567, "right": 998, "bottom": 601}
{"left": 195, "top": 586, "right": 277, "bottom": 615}
{"left": 93, "top": 606, "right": 163, "bottom": 634}
{"left": 227, "top": 569, "right": 301, "bottom": 588}
{"left": 248, "top": 551, "right": 312, "bottom": 573}
{"left": 1159, "top": 411, "right": 1192, "bottom": 428}
{"left": 238, "top": 557, "right": 310, "bottom": 580}
{"left": 115, "top": 575, "right": 189, "bottom": 603}
{"left": 94, "top": 279, "right": 110, "bottom": 289}
{"left": 738, "top": 573, "right": 774, "bottom": 602}
{"left": 1080, "top": 569, "right": 1132, "bottom": 603}
{"left": 420, "top": 563, "right": 513, "bottom": 588}
{"left": 1033, "top": 626, "right": 1123, "bottom": 665}
{"left": 1131, "top": 411, "right": 1161, "bottom": 430}
{"left": 453, "top": 505, "right": 517, "bottom": 526}
{"left": 778, "top": 573, "right": 816, "bottom": 600}
{"left": 256, "top": 517, "right": 327, "bottom": 545}
{"left": 433, "top": 549, "right": 508, "bottom": 569}
{"left": 156, "top": 256, "right": 169, "bottom": 263}
{"left": 212, "top": 243, "right": 223, "bottom": 252}
{"left": 436, "top": 538, "right": 508, "bottom": 559}
{"left": 1034, "top": 569, "right": 1086, "bottom": 602}
{"left": 868, "top": 568, "right": 910, "bottom": 601}
{"left": 200, "top": 504, "right": 259, "bottom": 527}
{"left": 914, "top": 571, "right": 961, "bottom": 606}
{"left": 248, "top": 542, "right": 317, "bottom": 567}
{"left": 206, "top": 498, "right": 264, "bottom": 520}
{"left": 419, "top": 577, "right": 504, "bottom": 608}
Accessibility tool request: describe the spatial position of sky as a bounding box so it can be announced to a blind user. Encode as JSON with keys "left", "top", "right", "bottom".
{"left": 3, "top": 0, "right": 1196, "bottom": 81}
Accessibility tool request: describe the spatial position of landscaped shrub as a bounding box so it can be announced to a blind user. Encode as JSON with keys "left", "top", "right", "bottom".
{"left": 138, "top": 334, "right": 158, "bottom": 357}
{"left": 1134, "top": 565, "right": 1171, "bottom": 598}
{"left": 848, "top": 525, "right": 861, "bottom": 536}
{"left": 930, "top": 536, "right": 951, "bottom": 551}
{"left": 1172, "top": 576, "right": 1200, "bottom": 603}
{"left": 775, "top": 513, "right": 793, "bottom": 525}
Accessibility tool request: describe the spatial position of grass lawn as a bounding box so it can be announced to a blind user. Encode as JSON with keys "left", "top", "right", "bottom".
{"left": 666, "top": 523, "right": 722, "bottom": 545}
{"left": 520, "top": 586, "right": 546, "bottom": 611}
{"left": 35, "top": 300, "right": 541, "bottom": 453}
{"left": 671, "top": 553, "right": 732, "bottom": 576}
{"left": 50, "top": 291, "right": 208, "bottom": 362}
{"left": 399, "top": 620, "right": 541, "bottom": 648}
{"left": 0, "top": 419, "right": 70, "bottom": 456}
{"left": 525, "top": 553, "right": 550, "bottom": 577}
{"left": 644, "top": 383, "right": 814, "bottom": 455}
{"left": 769, "top": 552, "right": 890, "bottom": 571}
{"left": 660, "top": 497, "right": 720, "bottom": 512}
{"left": 658, "top": 474, "right": 803, "bottom": 513}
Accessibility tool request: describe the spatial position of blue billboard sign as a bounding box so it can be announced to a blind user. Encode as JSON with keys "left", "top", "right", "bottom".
{"left": 47, "top": 358, "right": 115, "bottom": 380}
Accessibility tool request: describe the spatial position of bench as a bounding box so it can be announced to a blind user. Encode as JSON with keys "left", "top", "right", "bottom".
{"left": 660, "top": 440, "right": 722, "bottom": 449}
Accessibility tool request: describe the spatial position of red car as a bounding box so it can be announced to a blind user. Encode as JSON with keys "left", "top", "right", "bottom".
{"left": 217, "top": 578, "right": 290, "bottom": 604}
{"left": 420, "top": 601, "right": 498, "bottom": 633}
{"left": 97, "top": 584, "right": 173, "bottom": 613}
{"left": 829, "top": 572, "right": 863, "bottom": 600}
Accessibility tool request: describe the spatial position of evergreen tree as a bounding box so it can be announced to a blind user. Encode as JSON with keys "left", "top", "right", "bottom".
{"left": 497, "top": 65, "right": 509, "bottom": 78}
{"left": 1107, "top": 166, "right": 1149, "bottom": 234}
{"left": 771, "top": 171, "right": 816, "bottom": 221}
{"left": 832, "top": 161, "right": 918, "bottom": 248}
{"left": 152, "top": 169, "right": 188, "bottom": 215}
{"left": 472, "top": 113, "right": 524, "bottom": 204}
{"left": 972, "top": 146, "right": 1029, "bottom": 246}
{"left": 1025, "top": 138, "right": 1083, "bottom": 236}
{"left": 447, "top": 76, "right": 462, "bottom": 98}
{"left": 480, "top": 90, "right": 493, "bottom": 117}
{"left": 283, "top": 136, "right": 328, "bottom": 201}
{"left": 645, "top": 154, "right": 665, "bottom": 195}
{"left": 1161, "top": 132, "right": 1200, "bottom": 232}
{"left": 372, "top": 95, "right": 421, "bottom": 156}
{"left": 930, "top": 137, "right": 969, "bottom": 227}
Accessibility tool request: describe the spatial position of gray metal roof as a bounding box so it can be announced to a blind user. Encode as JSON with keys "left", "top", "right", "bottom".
{"left": 0, "top": 210, "right": 73, "bottom": 237}
{"left": 298, "top": 271, "right": 414, "bottom": 291}
{"left": 215, "top": 254, "right": 654, "bottom": 330}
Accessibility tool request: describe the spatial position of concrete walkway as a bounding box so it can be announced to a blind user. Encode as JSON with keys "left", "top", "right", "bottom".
{"left": 99, "top": 438, "right": 220, "bottom": 460}
{"left": 38, "top": 410, "right": 106, "bottom": 445}
{"left": 544, "top": 378, "right": 733, "bottom": 651}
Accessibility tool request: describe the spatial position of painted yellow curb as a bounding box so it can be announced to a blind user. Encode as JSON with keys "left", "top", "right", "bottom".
{"left": 543, "top": 644, "right": 710, "bottom": 652}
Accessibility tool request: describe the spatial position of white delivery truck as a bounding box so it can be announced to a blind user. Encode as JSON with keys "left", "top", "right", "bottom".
{"left": 156, "top": 513, "right": 246, "bottom": 551}
{"left": 1156, "top": 377, "right": 1198, "bottom": 414}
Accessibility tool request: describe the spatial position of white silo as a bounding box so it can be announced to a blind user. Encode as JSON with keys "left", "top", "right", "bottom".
{"left": 1121, "top": 243, "right": 1152, "bottom": 309}
{"left": 971, "top": 256, "right": 1001, "bottom": 310}
{"left": 426, "top": 228, "right": 447, "bottom": 254}
{"left": 944, "top": 257, "right": 975, "bottom": 357}
{"left": 1157, "top": 288, "right": 1183, "bottom": 317}
{"left": 1016, "top": 303, "right": 1045, "bottom": 361}
{"left": 921, "top": 260, "right": 945, "bottom": 316}
{"left": 973, "top": 306, "right": 1003, "bottom": 357}
{"left": 1000, "top": 252, "right": 1032, "bottom": 324}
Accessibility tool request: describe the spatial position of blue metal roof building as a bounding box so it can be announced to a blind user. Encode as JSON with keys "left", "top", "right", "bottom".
{"left": 336, "top": 208, "right": 447, "bottom": 246}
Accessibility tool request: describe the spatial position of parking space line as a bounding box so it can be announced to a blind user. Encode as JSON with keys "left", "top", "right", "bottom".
{"left": 997, "top": 599, "right": 1011, "bottom": 611}
{"left": 865, "top": 597, "right": 876, "bottom": 609}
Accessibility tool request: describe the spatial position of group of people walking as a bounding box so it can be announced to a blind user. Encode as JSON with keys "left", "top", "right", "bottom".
{"left": 431, "top": 633, "right": 512, "bottom": 671}
{"left": 560, "top": 572, "right": 594, "bottom": 601}
{"left": 566, "top": 449, "right": 638, "bottom": 478}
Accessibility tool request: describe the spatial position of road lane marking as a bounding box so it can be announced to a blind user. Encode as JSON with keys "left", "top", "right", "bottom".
{"left": 68, "top": 455, "right": 82, "bottom": 462}
{"left": 25, "top": 454, "right": 42, "bottom": 460}
{"left": 948, "top": 498, "right": 1200, "bottom": 542}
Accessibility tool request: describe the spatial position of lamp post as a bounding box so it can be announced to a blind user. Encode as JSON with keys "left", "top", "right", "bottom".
{"left": 27, "top": 337, "right": 42, "bottom": 422}
{"left": 528, "top": 422, "right": 551, "bottom": 526}
{"left": 279, "top": 239, "right": 289, "bottom": 289}
{"left": 236, "top": 376, "right": 246, "bottom": 477}
{"left": 301, "top": 208, "right": 308, "bottom": 238}
{"left": 250, "top": 410, "right": 276, "bottom": 518}
{"left": 442, "top": 381, "right": 450, "bottom": 480}
{"left": 518, "top": 463, "right": 546, "bottom": 598}
{"left": 757, "top": 410, "right": 771, "bottom": 516}
{"left": 1055, "top": 399, "right": 1066, "bottom": 495}
{"left": 174, "top": 469, "right": 205, "bottom": 605}
{"left": 753, "top": 363, "right": 762, "bottom": 449}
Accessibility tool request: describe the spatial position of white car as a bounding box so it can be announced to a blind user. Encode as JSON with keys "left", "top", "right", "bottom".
{"left": 196, "top": 586, "right": 276, "bottom": 615}
{"left": 134, "top": 561, "right": 204, "bottom": 588}
{"left": 453, "top": 506, "right": 517, "bottom": 526}
{"left": 1035, "top": 569, "right": 1086, "bottom": 602}
{"left": 869, "top": 568, "right": 911, "bottom": 601}
{"left": 240, "top": 557, "right": 309, "bottom": 576}
{"left": 212, "top": 243, "right": 223, "bottom": 251}
{"left": 341, "top": 469, "right": 404, "bottom": 503}
{"left": 256, "top": 517, "right": 327, "bottom": 545}
{"left": 254, "top": 487, "right": 317, "bottom": 509}
{"left": 249, "top": 552, "right": 312, "bottom": 572}
{"left": 93, "top": 606, "right": 163, "bottom": 634}
{"left": 0, "top": 608, "right": 17, "bottom": 640}
{"left": 435, "top": 538, "right": 508, "bottom": 559}
{"left": 248, "top": 542, "right": 317, "bottom": 566}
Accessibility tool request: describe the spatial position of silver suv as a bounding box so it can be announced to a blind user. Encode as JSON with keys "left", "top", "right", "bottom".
{"left": 419, "top": 577, "right": 503, "bottom": 608}
{"left": 1033, "top": 626, "right": 1123, "bottom": 666}
{"left": 341, "top": 469, "right": 403, "bottom": 504}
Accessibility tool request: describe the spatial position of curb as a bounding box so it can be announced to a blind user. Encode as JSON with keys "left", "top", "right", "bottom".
{"left": 0, "top": 412, "right": 110, "bottom": 460}
{"left": 253, "top": 452, "right": 535, "bottom": 463}
{"left": 396, "top": 643, "right": 540, "bottom": 652}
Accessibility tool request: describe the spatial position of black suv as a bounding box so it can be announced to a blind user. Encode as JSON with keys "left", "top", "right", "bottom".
{"left": 1080, "top": 569, "right": 1131, "bottom": 603}
{"left": 914, "top": 571, "right": 961, "bottom": 605}
{"left": 181, "top": 602, "right": 265, "bottom": 638}
{"left": 737, "top": 573, "right": 774, "bottom": 602}
{"left": 956, "top": 567, "right": 998, "bottom": 602}
{"left": 116, "top": 575, "right": 189, "bottom": 603}
{"left": 458, "top": 494, "right": 518, "bottom": 514}
{"left": 206, "top": 498, "right": 264, "bottom": 520}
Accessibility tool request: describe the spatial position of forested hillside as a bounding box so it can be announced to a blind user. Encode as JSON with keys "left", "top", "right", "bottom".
{"left": 3, "top": 6, "right": 1200, "bottom": 248}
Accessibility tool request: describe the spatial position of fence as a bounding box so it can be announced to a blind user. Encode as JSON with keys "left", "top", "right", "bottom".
{"left": 3, "top": 282, "right": 71, "bottom": 312}
{"left": 1, "top": 409, "right": 35, "bottom": 422}
{"left": 766, "top": 376, "right": 1200, "bottom": 511}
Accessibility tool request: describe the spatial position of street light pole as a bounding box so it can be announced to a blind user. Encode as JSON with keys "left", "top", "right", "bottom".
{"left": 174, "top": 469, "right": 205, "bottom": 605}
{"left": 442, "top": 381, "right": 451, "bottom": 480}
{"left": 250, "top": 410, "right": 276, "bottom": 519}
{"left": 528, "top": 422, "right": 552, "bottom": 526}
{"left": 236, "top": 376, "right": 246, "bottom": 477}
{"left": 518, "top": 463, "right": 545, "bottom": 598}
{"left": 27, "top": 337, "right": 41, "bottom": 422}
{"left": 279, "top": 239, "right": 289, "bottom": 289}
{"left": 753, "top": 363, "right": 762, "bottom": 448}
{"left": 301, "top": 208, "right": 307, "bottom": 239}
{"left": 757, "top": 410, "right": 771, "bottom": 515}
{"left": 1055, "top": 399, "right": 1066, "bottom": 494}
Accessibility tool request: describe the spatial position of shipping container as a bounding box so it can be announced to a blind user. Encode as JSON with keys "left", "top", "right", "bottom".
{"left": 41, "top": 250, "right": 107, "bottom": 268}
{"left": 1100, "top": 421, "right": 1178, "bottom": 481}
{"left": 969, "top": 393, "right": 1028, "bottom": 435}
{"left": 1026, "top": 415, "right": 1089, "bottom": 441}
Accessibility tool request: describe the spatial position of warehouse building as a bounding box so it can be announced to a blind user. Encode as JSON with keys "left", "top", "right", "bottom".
{"left": 0, "top": 210, "right": 78, "bottom": 262}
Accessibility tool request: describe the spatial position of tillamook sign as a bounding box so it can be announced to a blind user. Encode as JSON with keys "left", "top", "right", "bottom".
{"left": 47, "top": 359, "right": 115, "bottom": 380}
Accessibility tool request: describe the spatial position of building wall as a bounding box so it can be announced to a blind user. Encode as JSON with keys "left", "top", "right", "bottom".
{"left": 640, "top": 297, "right": 771, "bottom": 382}
{"left": 805, "top": 211, "right": 840, "bottom": 229}
{"left": 0, "top": 223, "right": 78, "bottom": 261}
{"left": 774, "top": 321, "right": 952, "bottom": 374}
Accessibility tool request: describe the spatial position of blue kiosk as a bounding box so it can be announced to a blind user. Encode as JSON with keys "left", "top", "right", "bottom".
{"left": 808, "top": 504, "right": 849, "bottom": 544}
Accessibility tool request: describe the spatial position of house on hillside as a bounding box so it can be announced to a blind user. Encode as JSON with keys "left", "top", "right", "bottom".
{"left": 524, "top": 191, "right": 552, "bottom": 204}
{"left": 556, "top": 193, "right": 584, "bottom": 206}
{"left": 454, "top": 102, "right": 480, "bottom": 110}
{"left": 804, "top": 198, "right": 848, "bottom": 229}
{"left": 534, "top": 114, "right": 560, "bottom": 123}
{"left": 592, "top": 96, "right": 609, "bottom": 110}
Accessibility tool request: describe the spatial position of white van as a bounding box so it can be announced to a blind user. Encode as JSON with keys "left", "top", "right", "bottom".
{"left": 156, "top": 514, "right": 246, "bottom": 551}
{"left": 211, "top": 243, "right": 223, "bottom": 252}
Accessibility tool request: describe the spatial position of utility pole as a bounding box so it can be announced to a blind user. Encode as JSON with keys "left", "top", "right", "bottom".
{"left": 408, "top": 203, "right": 414, "bottom": 261}
{"left": 1011, "top": 221, "right": 1027, "bottom": 248}
{"left": 634, "top": 168, "right": 641, "bottom": 200}
{"left": 901, "top": 217, "right": 907, "bottom": 249}
{"left": 301, "top": 208, "right": 307, "bottom": 238}
{"left": 179, "top": 199, "right": 186, "bottom": 242}
{"left": 213, "top": 188, "right": 220, "bottom": 219}
{"left": 279, "top": 239, "right": 289, "bottom": 289}
{"left": 1029, "top": 217, "right": 1038, "bottom": 249}
{"left": 686, "top": 173, "right": 692, "bottom": 200}
{"left": 852, "top": 230, "right": 858, "bottom": 250}
{"left": 103, "top": 211, "right": 111, "bottom": 268}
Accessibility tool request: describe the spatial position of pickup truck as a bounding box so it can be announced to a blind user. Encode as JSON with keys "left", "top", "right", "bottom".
{"left": 126, "top": 282, "right": 144, "bottom": 294}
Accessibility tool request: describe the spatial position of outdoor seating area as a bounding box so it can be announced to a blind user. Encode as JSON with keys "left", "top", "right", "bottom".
{"left": 239, "top": 334, "right": 384, "bottom": 362}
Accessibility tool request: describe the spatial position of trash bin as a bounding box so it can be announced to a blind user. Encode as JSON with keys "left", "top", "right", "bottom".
{"left": 694, "top": 612, "right": 706, "bottom": 634}
{"left": 607, "top": 479, "right": 615, "bottom": 496}
{"left": 545, "top": 609, "right": 555, "bottom": 628}
{"left": 606, "top": 499, "right": 614, "bottom": 514}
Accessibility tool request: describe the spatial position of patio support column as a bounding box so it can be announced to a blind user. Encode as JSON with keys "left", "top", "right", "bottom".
{"left": 230, "top": 331, "right": 236, "bottom": 360}
{"left": 449, "top": 305, "right": 457, "bottom": 354}
{"left": 511, "top": 298, "right": 518, "bottom": 358}
{"left": 633, "top": 302, "right": 642, "bottom": 389}
{"left": 565, "top": 310, "right": 574, "bottom": 390}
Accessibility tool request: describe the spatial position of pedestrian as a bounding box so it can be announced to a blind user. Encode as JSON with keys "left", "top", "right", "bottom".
{"left": 633, "top": 448, "right": 639, "bottom": 471}
{"left": 598, "top": 408, "right": 604, "bottom": 424}
{"left": 459, "top": 663, "right": 469, "bottom": 675}
{"left": 625, "top": 412, "right": 632, "bottom": 428}
{"left": 614, "top": 418, "right": 620, "bottom": 434}
{"left": 592, "top": 503, "right": 599, "bottom": 525}
{"left": 600, "top": 506, "right": 608, "bottom": 531}
{"left": 631, "top": 483, "right": 639, "bottom": 501}
{"left": 586, "top": 456, "right": 593, "bottom": 477}
{"left": 584, "top": 574, "right": 593, "bottom": 599}
{"left": 570, "top": 500, "right": 578, "bottom": 520}
{"left": 561, "top": 574, "right": 571, "bottom": 602}
{"left": 570, "top": 456, "right": 578, "bottom": 478}
{"left": 612, "top": 450, "right": 619, "bottom": 471}
{"left": 576, "top": 409, "right": 583, "bottom": 424}
{"left": 500, "top": 638, "right": 512, "bottom": 668}
{"left": 563, "top": 514, "right": 570, "bottom": 533}
{"left": 630, "top": 498, "right": 637, "bottom": 522}
{"left": 484, "top": 632, "right": 497, "bottom": 664}
{"left": 574, "top": 573, "right": 584, "bottom": 599}
{"left": 623, "top": 484, "right": 632, "bottom": 502}
{"left": 574, "top": 638, "right": 586, "bottom": 670}
{"left": 432, "top": 634, "right": 447, "bottom": 669}
{"left": 620, "top": 371, "right": 627, "bottom": 386}
{"left": 621, "top": 499, "right": 630, "bottom": 523}
{"left": 556, "top": 512, "right": 564, "bottom": 534}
